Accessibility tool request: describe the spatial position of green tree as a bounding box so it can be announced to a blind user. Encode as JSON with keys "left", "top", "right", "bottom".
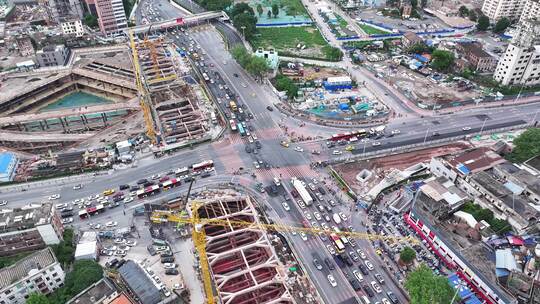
{"left": 201, "top": 0, "right": 231, "bottom": 11}
{"left": 400, "top": 246, "right": 416, "bottom": 264}
{"left": 27, "top": 293, "right": 50, "bottom": 304}
{"left": 52, "top": 228, "right": 75, "bottom": 267}
{"left": 246, "top": 56, "right": 269, "bottom": 81}
{"left": 272, "top": 3, "right": 279, "bottom": 18}
{"left": 323, "top": 46, "right": 343, "bottom": 61}
{"left": 405, "top": 264, "right": 456, "bottom": 304}
{"left": 232, "top": 13, "right": 257, "bottom": 41}
{"left": 256, "top": 3, "right": 263, "bottom": 16}
{"left": 410, "top": 0, "right": 418, "bottom": 8}
{"left": 469, "top": 10, "right": 477, "bottom": 21}
{"left": 477, "top": 15, "right": 490, "bottom": 31}
{"left": 508, "top": 128, "right": 540, "bottom": 162}
{"left": 493, "top": 17, "right": 510, "bottom": 33}
{"left": 83, "top": 14, "right": 98, "bottom": 28}
{"left": 431, "top": 49, "right": 455, "bottom": 72}
{"left": 230, "top": 3, "right": 254, "bottom": 19}
{"left": 407, "top": 43, "right": 434, "bottom": 54}
{"left": 49, "top": 260, "right": 103, "bottom": 304}
{"left": 421, "top": 0, "right": 428, "bottom": 8}
{"left": 267, "top": 10, "right": 272, "bottom": 19}
{"left": 458, "top": 5, "right": 469, "bottom": 17}
{"left": 275, "top": 74, "right": 298, "bottom": 99}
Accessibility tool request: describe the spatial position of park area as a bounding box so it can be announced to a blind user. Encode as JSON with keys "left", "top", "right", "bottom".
{"left": 358, "top": 23, "right": 391, "bottom": 35}
{"left": 248, "top": 0, "right": 311, "bottom": 25}
{"left": 251, "top": 26, "right": 341, "bottom": 60}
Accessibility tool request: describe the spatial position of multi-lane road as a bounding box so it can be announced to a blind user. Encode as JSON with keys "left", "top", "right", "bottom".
{"left": 2, "top": 0, "right": 539, "bottom": 303}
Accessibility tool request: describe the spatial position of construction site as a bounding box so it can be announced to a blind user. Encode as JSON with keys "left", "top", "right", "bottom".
{"left": 131, "top": 35, "right": 212, "bottom": 150}
{"left": 148, "top": 189, "right": 317, "bottom": 304}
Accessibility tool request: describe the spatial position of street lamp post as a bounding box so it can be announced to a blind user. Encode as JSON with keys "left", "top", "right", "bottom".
{"left": 362, "top": 142, "right": 367, "bottom": 158}
{"left": 479, "top": 117, "right": 488, "bottom": 136}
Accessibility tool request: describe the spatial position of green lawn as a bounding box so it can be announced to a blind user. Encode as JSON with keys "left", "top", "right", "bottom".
{"left": 359, "top": 24, "right": 390, "bottom": 35}
{"left": 258, "top": 0, "right": 308, "bottom": 16}
{"left": 251, "top": 26, "right": 328, "bottom": 50}
{"left": 337, "top": 15, "right": 348, "bottom": 29}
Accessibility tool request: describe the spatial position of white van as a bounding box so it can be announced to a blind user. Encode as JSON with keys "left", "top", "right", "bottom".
{"left": 273, "top": 178, "right": 281, "bottom": 187}
{"left": 332, "top": 213, "right": 342, "bottom": 224}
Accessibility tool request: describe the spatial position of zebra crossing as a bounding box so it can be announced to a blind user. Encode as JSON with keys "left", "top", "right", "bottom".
{"left": 251, "top": 164, "right": 316, "bottom": 182}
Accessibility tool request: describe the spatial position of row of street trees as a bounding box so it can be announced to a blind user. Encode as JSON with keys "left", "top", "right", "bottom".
{"left": 458, "top": 6, "right": 511, "bottom": 33}
{"left": 231, "top": 46, "right": 269, "bottom": 81}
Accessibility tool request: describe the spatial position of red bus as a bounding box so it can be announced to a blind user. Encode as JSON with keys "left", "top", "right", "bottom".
{"left": 330, "top": 233, "right": 345, "bottom": 253}
{"left": 86, "top": 204, "right": 104, "bottom": 216}
{"left": 137, "top": 185, "right": 161, "bottom": 199}
{"left": 192, "top": 160, "right": 214, "bottom": 172}
{"left": 79, "top": 209, "right": 88, "bottom": 219}
{"left": 162, "top": 178, "right": 181, "bottom": 190}
{"left": 330, "top": 129, "right": 367, "bottom": 141}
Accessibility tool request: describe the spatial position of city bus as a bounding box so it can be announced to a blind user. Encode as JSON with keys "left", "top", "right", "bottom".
{"left": 192, "top": 160, "right": 214, "bottom": 172}
{"left": 162, "top": 178, "right": 181, "bottom": 190}
{"left": 79, "top": 209, "right": 88, "bottom": 219}
{"left": 175, "top": 167, "right": 189, "bottom": 176}
{"left": 330, "top": 233, "right": 345, "bottom": 253}
{"left": 137, "top": 185, "right": 161, "bottom": 199}
{"left": 86, "top": 204, "right": 105, "bottom": 217}
{"left": 237, "top": 123, "right": 246, "bottom": 137}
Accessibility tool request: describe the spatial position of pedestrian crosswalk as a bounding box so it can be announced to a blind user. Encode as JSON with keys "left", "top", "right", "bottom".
{"left": 250, "top": 164, "right": 316, "bottom": 182}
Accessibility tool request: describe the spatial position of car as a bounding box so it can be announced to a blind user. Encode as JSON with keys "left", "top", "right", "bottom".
{"left": 327, "top": 274, "right": 337, "bottom": 287}
{"left": 73, "top": 184, "right": 83, "bottom": 190}
{"left": 345, "top": 145, "right": 354, "bottom": 151}
{"left": 101, "top": 249, "right": 113, "bottom": 256}
{"left": 92, "top": 223, "right": 102, "bottom": 230}
{"left": 106, "top": 221, "right": 118, "bottom": 227}
{"left": 266, "top": 105, "right": 273, "bottom": 111}
{"left": 173, "top": 283, "right": 182, "bottom": 290}
{"left": 356, "top": 249, "right": 367, "bottom": 259}
{"left": 294, "top": 146, "right": 304, "bottom": 152}
{"left": 323, "top": 214, "right": 331, "bottom": 222}
{"left": 338, "top": 212, "right": 347, "bottom": 221}
{"left": 48, "top": 194, "right": 61, "bottom": 200}
{"left": 124, "top": 197, "right": 134, "bottom": 203}
{"left": 165, "top": 269, "right": 179, "bottom": 275}
{"left": 372, "top": 142, "right": 381, "bottom": 146}
{"left": 382, "top": 298, "right": 391, "bottom": 304}
{"left": 151, "top": 174, "right": 161, "bottom": 180}
{"left": 371, "top": 281, "right": 382, "bottom": 293}
{"left": 332, "top": 150, "right": 342, "bottom": 155}
{"left": 313, "top": 211, "right": 322, "bottom": 221}
{"left": 359, "top": 264, "right": 369, "bottom": 275}
{"left": 386, "top": 291, "right": 399, "bottom": 304}
{"left": 303, "top": 211, "right": 312, "bottom": 220}
{"left": 326, "top": 244, "right": 336, "bottom": 255}
{"left": 162, "top": 287, "right": 171, "bottom": 297}
{"left": 119, "top": 184, "right": 130, "bottom": 190}
{"left": 365, "top": 260, "right": 374, "bottom": 270}
{"left": 114, "top": 238, "right": 125, "bottom": 244}
{"left": 233, "top": 73, "right": 239, "bottom": 77}
{"left": 299, "top": 232, "right": 308, "bottom": 241}
{"left": 61, "top": 217, "right": 73, "bottom": 224}
{"left": 281, "top": 202, "right": 290, "bottom": 211}
{"left": 375, "top": 273, "right": 385, "bottom": 284}
{"left": 105, "top": 258, "right": 119, "bottom": 268}
{"left": 313, "top": 259, "right": 323, "bottom": 270}
{"left": 115, "top": 250, "right": 127, "bottom": 257}
{"left": 462, "top": 126, "right": 472, "bottom": 131}
{"left": 103, "top": 189, "right": 115, "bottom": 196}
{"left": 161, "top": 257, "right": 175, "bottom": 263}
{"left": 125, "top": 240, "right": 137, "bottom": 247}
{"left": 353, "top": 270, "right": 364, "bottom": 282}
{"left": 163, "top": 263, "right": 177, "bottom": 269}
{"left": 363, "top": 284, "right": 375, "bottom": 297}
{"left": 324, "top": 258, "right": 335, "bottom": 270}
{"left": 349, "top": 251, "right": 359, "bottom": 261}
{"left": 391, "top": 129, "right": 400, "bottom": 134}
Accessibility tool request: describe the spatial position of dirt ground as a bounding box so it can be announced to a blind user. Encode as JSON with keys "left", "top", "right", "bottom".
{"left": 301, "top": 65, "right": 348, "bottom": 81}
{"left": 370, "top": 63, "right": 483, "bottom": 106}
{"left": 334, "top": 142, "right": 471, "bottom": 194}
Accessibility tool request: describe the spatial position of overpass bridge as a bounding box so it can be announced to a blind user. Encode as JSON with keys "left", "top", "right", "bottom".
{"left": 128, "top": 11, "right": 226, "bottom": 34}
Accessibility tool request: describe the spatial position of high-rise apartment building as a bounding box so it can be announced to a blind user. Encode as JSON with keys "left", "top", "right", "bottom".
{"left": 520, "top": 0, "right": 540, "bottom": 26}
{"left": 481, "top": 0, "right": 526, "bottom": 20}
{"left": 493, "top": 20, "right": 540, "bottom": 85}
{"left": 95, "top": 0, "right": 127, "bottom": 36}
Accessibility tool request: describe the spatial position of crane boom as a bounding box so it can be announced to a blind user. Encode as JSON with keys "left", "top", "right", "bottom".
{"left": 150, "top": 210, "right": 417, "bottom": 244}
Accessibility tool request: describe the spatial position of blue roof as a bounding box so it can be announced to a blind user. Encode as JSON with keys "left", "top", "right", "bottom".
{"left": 0, "top": 152, "right": 14, "bottom": 174}
{"left": 448, "top": 273, "right": 474, "bottom": 300}
{"left": 456, "top": 163, "right": 471, "bottom": 175}
{"left": 465, "top": 295, "right": 483, "bottom": 304}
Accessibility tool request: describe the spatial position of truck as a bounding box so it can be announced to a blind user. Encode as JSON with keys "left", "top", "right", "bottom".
{"left": 370, "top": 125, "right": 386, "bottom": 135}
{"left": 332, "top": 213, "right": 342, "bottom": 224}
{"left": 291, "top": 178, "right": 313, "bottom": 206}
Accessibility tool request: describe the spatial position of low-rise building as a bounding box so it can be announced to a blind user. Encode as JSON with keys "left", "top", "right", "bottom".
{"left": 117, "top": 260, "right": 161, "bottom": 304}
{"left": 0, "top": 203, "right": 63, "bottom": 256}
{"left": 401, "top": 31, "right": 423, "bottom": 49}
{"left": 35, "top": 44, "right": 71, "bottom": 67}
{"left": 0, "top": 247, "right": 65, "bottom": 304}
{"left": 15, "top": 35, "right": 34, "bottom": 57}
{"left": 254, "top": 48, "right": 279, "bottom": 70}
{"left": 66, "top": 278, "right": 119, "bottom": 304}
{"left": 60, "top": 18, "right": 84, "bottom": 37}
{"left": 74, "top": 231, "right": 100, "bottom": 261}
{"left": 456, "top": 42, "right": 498, "bottom": 72}
{"left": 401, "top": 4, "right": 412, "bottom": 19}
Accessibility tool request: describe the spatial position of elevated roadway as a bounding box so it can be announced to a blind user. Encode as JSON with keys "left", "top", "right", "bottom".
{"left": 128, "top": 11, "right": 225, "bottom": 34}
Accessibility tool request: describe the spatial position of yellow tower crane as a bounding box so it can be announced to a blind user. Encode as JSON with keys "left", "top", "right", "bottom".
{"left": 150, "top": 207, "right": 418, "bottom": 304}
{"left": 128, "top": 29, "right": 157, "bottom": 144}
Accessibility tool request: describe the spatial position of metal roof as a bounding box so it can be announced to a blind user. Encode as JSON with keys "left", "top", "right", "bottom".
{"left": 118, "top": 261, "right": 161, "bottom": 304}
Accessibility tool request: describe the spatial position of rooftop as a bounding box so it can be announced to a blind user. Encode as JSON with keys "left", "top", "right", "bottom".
{"left": 412, "top": 193, "right": 514, "bottom": 304}
{"left": 0, "top": 203, "right": 53, "bottom": 233}
{"left": 118, "top": 261, "right": 161, "bottom": 304}
{"left": 445, "top": 147, "right": 506, "bottom": 175}
{"left": 0, "top": 247, "right": 58, "bottom": 289}
{"left": 66, "top": 278, "right": 117, "bottom": 304}
{"left": 0, "top": 152, "right": 15, "bottom": 174}
{"left": 458, "top": 42, "right": 493, "bottom": 59}
{"left": 403, "top": 31, "right": 422, "bottom": 41}
{"left": 524, "top": 154, "right": 540, "bottom": 173}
